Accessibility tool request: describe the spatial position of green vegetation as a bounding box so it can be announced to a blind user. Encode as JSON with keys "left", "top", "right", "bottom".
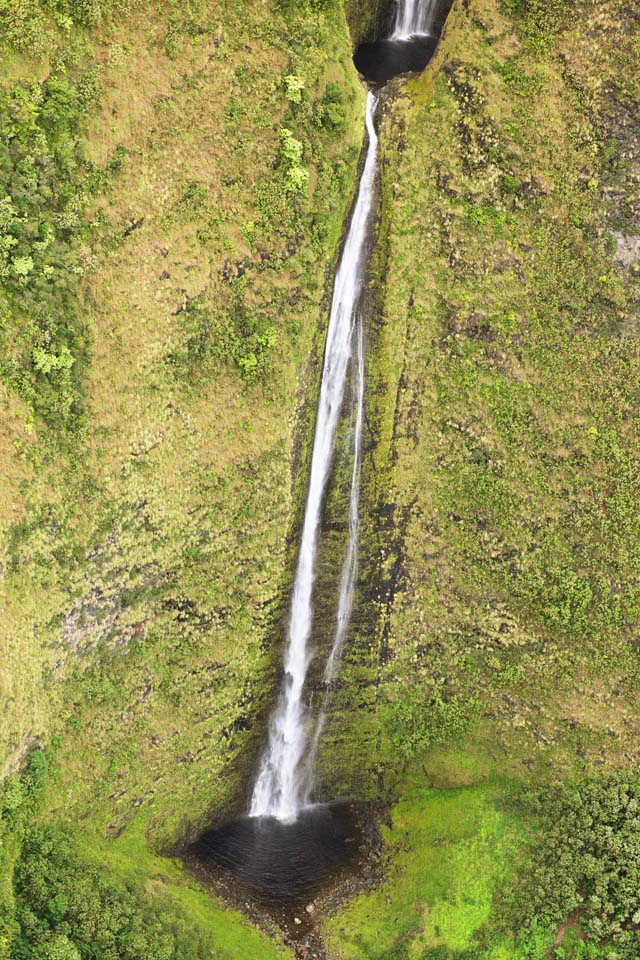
{"left": 324, "top": 780, "right": 542, "bottom": 959}
{"left": 14, "top": 826, "right": 214, "bottom": 960}
{"left": 0, "top": 0, "right": 364, "bottom": 788}
{"left": 325, "top": 772, "right": 640, "bottom": 960}
{"left": 506, "top": 774, "right": 640, "bottom": 958}
{"left": 318, "top": 0, "right": 639, "bottom": 797}
{"left": 380, "top": 680, "right": 478, "bottom": 762}
{"left": 0, "top": 752, "right": 48, "bottom": 956}
{"left": 0, "top": 61, "right": 100, "bottom": 434}
{"left": 0, "top": 753, "right": 289, "bottom": 960}
{"left": 1, "top": 0, "right": 639, "bottom": 956}
{"left": 0, "top": 0, "right": 364, "bottom": 955}
{"left": 278, "top": 127, "right": 310, "bottom": 194}
{"left": 323, "top": 0, "right": 640, "bottom": 955}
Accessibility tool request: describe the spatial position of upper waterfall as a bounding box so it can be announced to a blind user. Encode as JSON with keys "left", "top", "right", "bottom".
{"left": 392, "top": 0, "right": 438, "bottom": 39}
{"left": 249, "top": 92, "right": 379, "bottom": 822}
{"left": 355, "top": 0, "right": 448, "bottom": 84}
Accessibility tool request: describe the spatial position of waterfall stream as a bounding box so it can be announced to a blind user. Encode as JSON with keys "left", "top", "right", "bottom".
{"left": 250, "top": 0, "right": 446, "bottom": 827}
{"left": 324, "top": 315, "right": 365, "bottom": 687}
{"left": 250, "top": 93, "right": 378, "bottom": 823}
{"left": 392, "top": 0, "right": 438, "bottom": 39}
{"left": 302, "top": 315, "right": 365, "bottom": 806}
{"left": 190, "top": 0, "right": 454, "bottom": 922}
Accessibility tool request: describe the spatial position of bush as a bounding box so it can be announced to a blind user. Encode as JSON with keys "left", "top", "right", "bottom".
{"left": 381, "top": 680, "right": 478, "bottom": 761}
{"left": 315, "top": 82, "right": 346, "bottom": 135}
{"left": 0, "top": 0, "right": 51, "bottom": 53}
{"left": 283, "top": 74, "right": 304, "bottom": 104}
{"left": 505, "top": 774, "right": 640, "bottom": 957}
{"left": 278, "top": 128, "right": 309, "bottom": 194}
{"left": 233, "top": 305, "right": 276, "bottom": 381}
{"left": 1, "top": 751, "right": 48, "bottom": 826}
{"left": 502, "top": 0, "right": 575, "bottom": 46}
{"left": 0, "top": 70, "right": 97, "bottom": 437}
{"left": 12, "top": 825, "right": 215, "bottom": 960}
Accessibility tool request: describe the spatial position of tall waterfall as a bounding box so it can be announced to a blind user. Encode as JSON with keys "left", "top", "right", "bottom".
{"left": 392, "top": 0, "right": 438, "bottom": 39}
{"left": 324, "top": 318, "right": 365, "bottom": 685}
{"left": 301, "top": 316, "right": 365, "bottom": 805}
{"left": 249, "top": 93, "right": 378, "bottom": 823}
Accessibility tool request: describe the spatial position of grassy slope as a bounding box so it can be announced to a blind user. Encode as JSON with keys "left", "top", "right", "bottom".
{"left": 378, "top": 0, "right": 639, "bottom": 780}
{"left": 0, "top": 0, "right": 365, "bottom": 954}
{"left": 325, "top": 781, "right": 540, "bottom": 959}
{"left": 76, "top": 830, "right": 292, "bottom": 960}
{"left": 1, "top": 0, "right": 364, "bottom": 827}
{"left": 325, "top": 0, "right": 639, "bottom": 955}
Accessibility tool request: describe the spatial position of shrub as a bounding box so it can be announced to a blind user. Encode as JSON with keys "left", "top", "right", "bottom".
{"left": 0, "top": 70, "right": 97, "bottom": 437}
{"left": 381, "top": 680, "right": 478, "bottom": 761}
{"left": 505, "top": 774, "right": 640, "bottom": 957}
{"left": 278, "top": 128, "right": 309, "bottom": 194}
{"left": 279, "top": 127, "right": 303, "bottom": 167}
{"left": 11, "top": 825, "right": 216, "bottom": 960}
{"left": 502, "top": 0, "right": 575, "bottom": 47}
{"left": 315, "top": 82, "right": 346, "bottom": 135}
{"left": 283, "top": 74, "right": 304, "bottom": 104}
{"left": 233, "top": 306, "right": 276, "bottom": 381}
{"left": 0, "top": 0, "right": 52, "bottom": 53}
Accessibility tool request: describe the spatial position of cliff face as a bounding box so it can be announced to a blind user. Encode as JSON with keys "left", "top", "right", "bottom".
{"left": 315, "top": 0, "right": 640, "bottom": 797}
{"left": 344, "top": 0, "right": 394, "bottom": 44}
{"left": 1, "top": 0, "right": 365, "bottom": 821}
{"left": 425, "top": 0, "right": 637, "bottom": 768}
{"left": 0, "top": 1, "right": 365, "bottom": 954}
{"left": 321, "top": 0, "right": 640, "bottom": 954}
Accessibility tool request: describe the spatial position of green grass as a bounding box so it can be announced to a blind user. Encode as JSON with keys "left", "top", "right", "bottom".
{"left": 324, "top": 780, "right": 549, "bottom": 960}
{"left": 78, "top": 829, "right": 292, "bottom": 960}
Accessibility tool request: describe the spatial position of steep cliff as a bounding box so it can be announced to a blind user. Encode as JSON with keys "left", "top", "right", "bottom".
{"left": 0, "top": 0, "right": 365, "bottom": 955}
{"left": 324, "top": 0, "right": 640, "bottom": 955}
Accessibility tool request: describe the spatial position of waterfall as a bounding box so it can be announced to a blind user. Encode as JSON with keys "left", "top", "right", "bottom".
{"left": 324, "top": 318, "right": 364, "bottom": 685}
{"left": 249, "top": 93, "right": 379, "bottom": 823}
{"left": 302, "top": 316, "right": 365, "bottom": 805}
{"left": 392, "top": 0, "right": 438, "bottom": 39}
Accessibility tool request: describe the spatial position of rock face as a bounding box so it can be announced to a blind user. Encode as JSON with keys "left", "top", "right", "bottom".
{"left": 614, "top": 233, "right": 640, "bottom": 268}
{"left": 313, "top": 0, "right": 640, "bottom": 805}
{"left": 345, "top": 0, "right": 396, "bottom": 45}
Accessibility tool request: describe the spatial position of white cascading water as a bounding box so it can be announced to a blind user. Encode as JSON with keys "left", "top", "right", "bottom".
{"left": 302, "top": 317, "right": 366, "bottom": 805}
{"left": 324, "top": 318, "right": 365, "bottom": 685}
{"left": 250, "top": 93, "right": 378, "bottom": 823}
{"left": 392, "top": 0, "right": 437, "bottom": 39}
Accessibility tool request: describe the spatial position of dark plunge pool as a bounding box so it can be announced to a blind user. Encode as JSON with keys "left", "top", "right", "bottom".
{"left": 354, "top": 35, "right": 439, "bottom": 85}
{"left": 191, "top": 803, "right": 363, "bottom": 907}
{"left": 353, "top": 0, "right": 453, "bottom": 85}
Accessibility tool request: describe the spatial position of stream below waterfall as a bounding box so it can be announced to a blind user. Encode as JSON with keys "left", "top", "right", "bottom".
{"left": 188, "top": 0, "right": 453, "bottom": 948}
